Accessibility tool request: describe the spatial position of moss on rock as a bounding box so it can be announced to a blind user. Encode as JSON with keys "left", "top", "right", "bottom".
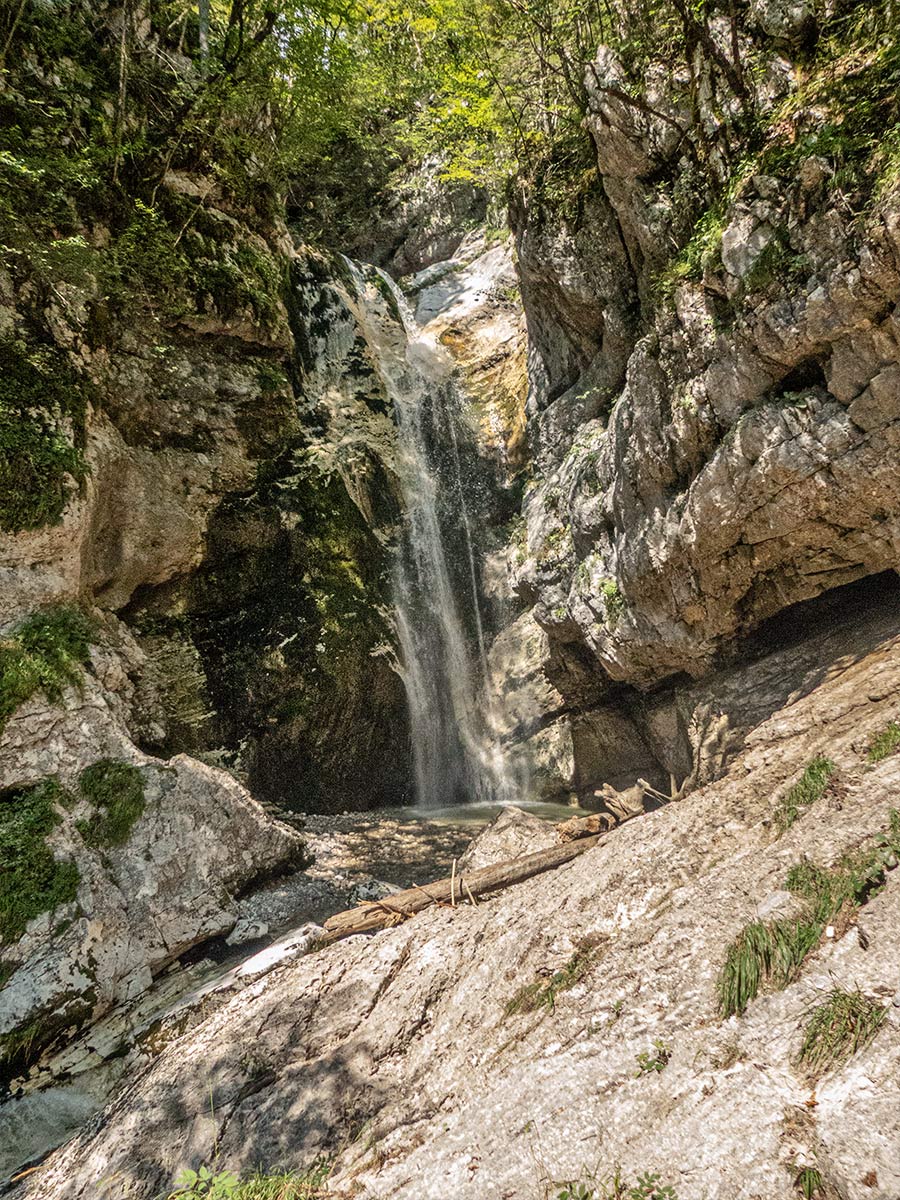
{"left": 0, "top": 605, "right": 94, "bottom": 732}
{"left": 76, "top": 760, "right": 146, "bottom": 849}
{"left": 0, "top": 337, "right": 90, "bottom": 533}
{"left": 0, "top": 778, "right": 79, "bottom": 945}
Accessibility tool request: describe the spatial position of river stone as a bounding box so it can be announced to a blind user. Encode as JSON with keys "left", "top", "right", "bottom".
{"left": 457, "top": 805, "right": 558, "bottom": 872}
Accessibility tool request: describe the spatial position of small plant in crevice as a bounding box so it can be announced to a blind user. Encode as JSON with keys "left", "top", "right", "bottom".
{"left": 600, "top": 579, "right": 624, "bottom": 628}
{"left": 798, "top": 987, "right": 886, "bottom": 1075}
{"left": 635, "top": 1040, "right": 671, "bottom": 1076}
{"left": 719, "top": 810, "right": 900, "bottom": 1017}
{"left": 504, "top": 942, "right": 602, "bottom": 1018}
{"left": 774, "top": 757, "right": 836, "bottom": 831}
{"left": 866, "top": 720, "right": 900, "bottom": 764}
{"left": 556, "top": 1170, "right": 678, "bottom": 1200}
{"left": 166, "top": 1159, "right": 330, "bottom": 1199}
{"left": 76, "top": 760, "right": 146, "bottom": 849}
{"left": 792, "top": 1165, "right": 825, "bottom": 1199}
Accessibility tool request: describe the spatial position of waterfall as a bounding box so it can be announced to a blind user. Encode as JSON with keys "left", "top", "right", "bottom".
{"left": 341, "top": 258, "right": 514, "bottom": 809}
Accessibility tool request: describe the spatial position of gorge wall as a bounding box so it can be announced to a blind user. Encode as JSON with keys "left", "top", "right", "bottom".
{"left": 498, "top": 2, "right": 900, "bottom": 807}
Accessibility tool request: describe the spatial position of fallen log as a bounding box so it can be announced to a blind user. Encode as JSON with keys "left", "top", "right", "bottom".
{"left": 322, "top": 832, "right": 604, "bottom": 940}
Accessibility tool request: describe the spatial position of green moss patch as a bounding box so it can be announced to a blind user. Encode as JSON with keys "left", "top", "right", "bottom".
{"left": 76, "top": 760, "right": 146, "bottom": 849}
{"left": 0, "top": 778, "right": 79, "bottom": 944}
{"left": 0, "top": 605, "right": 94, "bottom": 732}
{"left": 0, "top": 337, "right": 90, "bottom": 533}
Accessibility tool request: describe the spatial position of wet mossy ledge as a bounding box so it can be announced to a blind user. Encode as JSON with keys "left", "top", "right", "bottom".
{"left": 0, "top": 605, "right": 94, "bottom": 732}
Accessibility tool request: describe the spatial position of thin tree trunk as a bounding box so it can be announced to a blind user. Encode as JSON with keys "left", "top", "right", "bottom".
{"left": 112, "top": 0, "right": 131, "bottom": 185}
{"left": 198, "top": 0, "right": 210, "bottom": 74}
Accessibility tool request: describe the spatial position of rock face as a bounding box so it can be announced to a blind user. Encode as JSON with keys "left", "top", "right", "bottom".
{"left": 124, "top": 249, "right": 413, "bottom": 813}
{"left": 347, "top": 162, "right": 488, "bottom": 278}
{"left": 506, "top": 14, "right": 900, "bottom": 803}
{"left": 17, "top": 592, "right": 900, "bottom": 1200}
{"left": 0, "top": 619, "right": 305, "bottom": 1084}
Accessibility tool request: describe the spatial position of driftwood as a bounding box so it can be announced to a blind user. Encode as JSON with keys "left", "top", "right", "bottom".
{"left": 322, "top": 832, "right": 605, "bottom": 940}
{"left": 556, "top": 812, "right": 616, "bottom": 842}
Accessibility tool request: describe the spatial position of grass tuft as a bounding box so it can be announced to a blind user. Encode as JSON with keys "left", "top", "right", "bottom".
{"left": 76, "top": 760, "right": 146, "bottom": 849}
{"left": 775, "top": 757, "right": 836, "bottom": 831}
{"left": 866, "top": 721, "right": 900, "bottom": 763}
{"left": 717, "top": 918, "right": 820, "bottom": 1017}
{"left": 719, "top": 810, "right": 900, "bottom": 1018}
{"left": 799, "top": 987, "right": 886, "bottom": 1075}
{"left": 505, "top": 943, "right": 600, "bottom": 1017}
{"left": 793, "top": 1165, "right": 824, "bottom": 1199}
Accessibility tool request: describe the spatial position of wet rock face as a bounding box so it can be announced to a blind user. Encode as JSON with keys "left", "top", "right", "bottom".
{"left": 111, "top": 249, "right": 413, "bottom": 813}
{"left": 509, "top": 26, "right": 900, "bottom": 798}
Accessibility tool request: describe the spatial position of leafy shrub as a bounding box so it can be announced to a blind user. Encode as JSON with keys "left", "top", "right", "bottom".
{"left": 799, "top": 987, "right": 886, "bottom": 1074}
{"left": 0, "top": 605, "right": 93, "bottom": 731}
{"left": 76, "top": 760, "right": 146, "bottom": 849}
{"left": 775, "top": 758, "right": 836, "bottom": 831}
{"left": 0, "top": 778, "right": 79, "bottom": 943}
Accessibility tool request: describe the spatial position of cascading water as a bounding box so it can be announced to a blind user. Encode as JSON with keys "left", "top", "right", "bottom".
{"left": 341, "top": 257, "right": 516, "bottom": 808}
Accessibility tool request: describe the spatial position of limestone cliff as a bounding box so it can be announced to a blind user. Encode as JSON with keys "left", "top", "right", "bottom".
{"left": 506, "top": 0, "right": 900, "bottom": 807}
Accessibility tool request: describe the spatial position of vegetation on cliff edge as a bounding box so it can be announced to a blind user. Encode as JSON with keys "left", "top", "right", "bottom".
{"left": 0, "top": 605, "right": 94, "bottom": 732}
